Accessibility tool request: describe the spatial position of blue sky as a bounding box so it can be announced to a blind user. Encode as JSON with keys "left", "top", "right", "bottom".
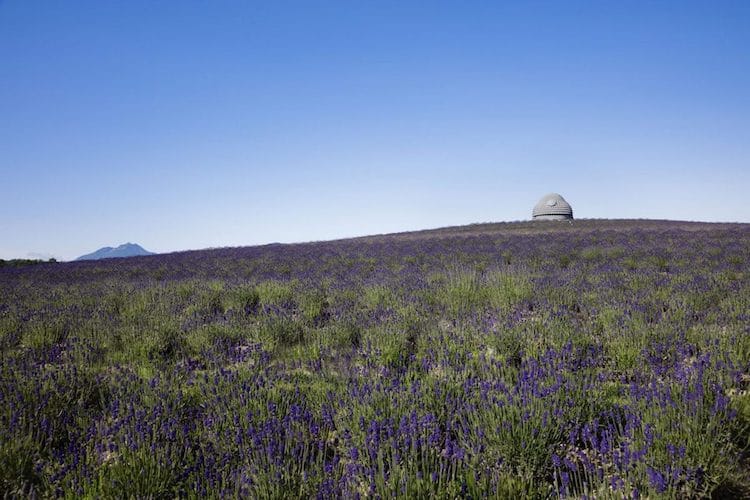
{"left": 1, "top": 1, "right": 749, "bottom": 260}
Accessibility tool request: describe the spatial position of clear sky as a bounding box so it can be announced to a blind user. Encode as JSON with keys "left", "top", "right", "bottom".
{"left": 2, "top": 1, "right": 749, "bottom": 261}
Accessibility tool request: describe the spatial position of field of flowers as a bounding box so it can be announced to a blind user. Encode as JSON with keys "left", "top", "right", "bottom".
{"left": 1, "top": 219, "right": 749, "bottom": 498}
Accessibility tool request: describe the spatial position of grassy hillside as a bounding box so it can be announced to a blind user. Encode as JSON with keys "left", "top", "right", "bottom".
{"left": 1, "top": 220, "right": 749, "bottom": 498}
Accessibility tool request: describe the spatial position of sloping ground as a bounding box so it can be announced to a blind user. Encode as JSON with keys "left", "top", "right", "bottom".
{"left": 2, "top": 219, "right": 746, "bottom": 283}
{"left": 353, "top": 218, "right": 744, "bottom": 241}
{"left": 1, "top": 219, "right": 749, "bottom": 497}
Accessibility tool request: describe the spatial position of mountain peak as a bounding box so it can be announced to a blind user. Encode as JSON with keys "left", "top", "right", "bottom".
{"left": 75, "top": 243, "right": 155, "bottom": 261}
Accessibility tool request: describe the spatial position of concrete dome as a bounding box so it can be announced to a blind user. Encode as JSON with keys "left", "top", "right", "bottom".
{"left": 533, "top": 193, "right": 573, "bottom": 220}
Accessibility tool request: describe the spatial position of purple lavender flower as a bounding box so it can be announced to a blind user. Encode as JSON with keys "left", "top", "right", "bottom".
{"left": 647, "top": 466, "right": 667, "bottom": 493}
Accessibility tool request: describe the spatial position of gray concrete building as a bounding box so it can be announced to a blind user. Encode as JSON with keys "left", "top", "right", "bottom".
{"left": 533, "top": 193, "right": 573, "bottom": 220}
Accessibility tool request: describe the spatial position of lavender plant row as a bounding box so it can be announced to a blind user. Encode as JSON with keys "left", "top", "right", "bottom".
{"left": 1, "top": 220, "right": 749, "bottom": 498}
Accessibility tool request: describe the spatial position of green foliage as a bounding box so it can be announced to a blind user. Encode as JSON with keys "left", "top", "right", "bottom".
{"left": 0, "top": 435, "right": 42, "bottom": 496}
{"left": 558, "top": 252, "right": 574, "bottom": 269}
{"left": 256, "top": 279, "right": 296, "bottom": 307}
{"left": 226, "top": 283, "right": 260, "bottom": 315}
{"left": 299, "top": 288, "right": 329, "bottom": 325}
{"left": 21, "top": 319, "right": 67, "bottom": 350}
{"left": 0, "top": 316, "right": 21, "bottom": 350}
{"left": 261, "top": 316, "right": 305, "bottom": 351}
{"left": 580, "top": 246, "right": 603, "bottom": 262}
{"left": 436, "top": 268, "right": 532, "bottom": 316}
{"left": 150, "top": 323, "right": 186, "bottom": 363}
{"left": 649, "top": 254, "right": 671, "bottom": 273}
{"left": 88, "top": 447, "right": 184, "bottom": 498}
{"left": 622, "top": 255, "right": 639, "bottom": 271}
{"left": 0, "top": 258, "right": 55, "bottom": 268}
{"left": 330, "top": 321, "right": 361, "bottom": 349}
{"left": 1, "top": 221, "right": 749, "bottom": 497}
{"left": 361, "top": 284, "right": 396, "bottom": 310}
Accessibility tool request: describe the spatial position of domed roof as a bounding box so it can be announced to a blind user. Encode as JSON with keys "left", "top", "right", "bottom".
{"left": 533, "top": 193, "right": 573, "bottom": 219}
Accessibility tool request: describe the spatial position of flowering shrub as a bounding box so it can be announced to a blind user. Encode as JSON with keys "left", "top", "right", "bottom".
{"left": 1, "top": 220, "right": 749, "bottom": 497}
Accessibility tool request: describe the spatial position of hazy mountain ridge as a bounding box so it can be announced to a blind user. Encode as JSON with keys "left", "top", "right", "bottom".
{"left": 75, "top": 243, "right": 154, "bottom": 261}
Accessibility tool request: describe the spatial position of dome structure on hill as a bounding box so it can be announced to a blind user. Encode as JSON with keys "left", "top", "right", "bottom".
{"left": 533, "top": 193, "right": 573, "bottom": 220}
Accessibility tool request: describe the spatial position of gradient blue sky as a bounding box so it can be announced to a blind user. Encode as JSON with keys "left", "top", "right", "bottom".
{"left": 2, "top": 1, "right": 749, "bottom": 260}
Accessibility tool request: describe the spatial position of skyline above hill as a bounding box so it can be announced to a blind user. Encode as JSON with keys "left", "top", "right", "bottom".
{"left": 1, "top": 2, "right": 749, "bottom": 261}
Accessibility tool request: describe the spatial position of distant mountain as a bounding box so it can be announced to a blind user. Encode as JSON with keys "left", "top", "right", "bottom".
{"left": 75, "top": 243, "right": 155, "bottom": 261}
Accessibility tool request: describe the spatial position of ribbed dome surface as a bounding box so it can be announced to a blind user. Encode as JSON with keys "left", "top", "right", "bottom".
{"left": 533, "top": 193, "right": 573, "bottom": 220}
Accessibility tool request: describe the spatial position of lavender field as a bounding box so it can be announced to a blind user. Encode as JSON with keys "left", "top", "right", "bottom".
{"left": 1, "top": 220, "right": 749, "bottom": 498}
